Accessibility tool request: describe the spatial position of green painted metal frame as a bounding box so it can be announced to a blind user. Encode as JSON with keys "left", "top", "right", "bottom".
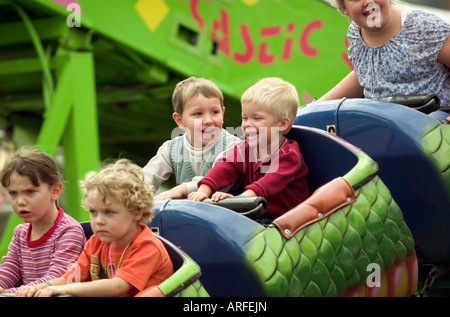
{"left": 37, "top": 49, "right": 100, "bottom": 221}
{"left": 0, "top": 3, "right": 100, "bottom": 256}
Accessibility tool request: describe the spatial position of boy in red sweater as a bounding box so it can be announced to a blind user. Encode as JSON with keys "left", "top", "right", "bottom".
{"left": 188, "top": 77, "right": 309, "bottom": 222}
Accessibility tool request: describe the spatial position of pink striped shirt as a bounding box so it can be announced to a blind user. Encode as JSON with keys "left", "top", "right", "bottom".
{"left": 0, "top": 207, "right": 85, "bottom": 293}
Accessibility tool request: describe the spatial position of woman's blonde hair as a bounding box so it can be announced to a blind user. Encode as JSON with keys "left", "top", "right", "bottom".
{"left": 80, "top": 159, "right": 154, "bottom": 224}
{"left": 172, "top": 77, "right": 224, "bottom": 114}
{"left": 241, "top": 77, "right": 299, "bottom": 133}
{"left": 331, "top": 0, "right": 402, "bottom": 14}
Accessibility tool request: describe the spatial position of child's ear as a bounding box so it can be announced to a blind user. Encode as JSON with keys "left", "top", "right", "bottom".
{"left": 278, "top": 117, "right": 291, "bottom": 133}
{"left": 133, "top": 210, "right": 143, "bottom": 223}
{"left": 172, "top": 112, "right": 184, "bottom": 128}
{"left": 340, "top": 6, "right": 349, "bottom": 16}
{"left": 51, "top": 183, "right": 63, "bottom": 201}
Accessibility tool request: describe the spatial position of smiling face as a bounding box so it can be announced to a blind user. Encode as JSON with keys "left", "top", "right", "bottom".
{"left": 241, "top": 101, "right": 289, "bottom": 155}
{"left": 172, "top": 94, "right": 225, "bottom": 148}
{"left": 87, "top": 189, "right": 142, "bottom": 246}
{"left": 341, "top": 0, "right": 391, "bottom": 30}
{"left": 6, "top": 172, "right": 61, "bottom": 225}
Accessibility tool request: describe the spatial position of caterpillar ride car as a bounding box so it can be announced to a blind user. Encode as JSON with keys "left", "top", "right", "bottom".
{"left": 143, "top": 124, "right": 419, "bottom": 297}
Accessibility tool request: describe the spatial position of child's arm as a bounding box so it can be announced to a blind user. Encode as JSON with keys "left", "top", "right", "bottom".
{"left": 210, "top": 189, "right": 257, "bottom": 202}
{"left": 0, "top": 228, "right": 24, "bottom": 291}
{"left": 317, "top": 70, "right": 364, "bottom": 102}
{"left": 142, "top": 141, "right": 174, "bottom": 192}
{"left": 240, "top": 189, "right": 257, "bottom": 197}
{"left": 438, "top": 36, "right": 450, "bottom": 68}
{"left": 210, "top": 191, "right": 234, "bottom": 201}
{"left": 154, "top": 183, "right": 188, "bottom": 200}
{"left": 34, "top": 277, "right": 131, "bottom": 297}
{"left": 188, "top": 184, "right": 212, "bottom": 201}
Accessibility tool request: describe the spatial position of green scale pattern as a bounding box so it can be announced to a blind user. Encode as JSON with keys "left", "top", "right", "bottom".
{"left": 421, "top": 123, "right": 450, "bottom": 194}
{"left": 245, "top": 164, "right": 415, "bottom": 297}
{"left": 173, "top": 280, "right": 209, "bottom": 297}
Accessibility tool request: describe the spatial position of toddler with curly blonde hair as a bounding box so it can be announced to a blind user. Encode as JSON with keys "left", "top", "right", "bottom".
{"left": 15, "top": 159, "right": 173, "bottom": 297}
{"left": 81, "top": 158, "right": 154, "bottom": 225}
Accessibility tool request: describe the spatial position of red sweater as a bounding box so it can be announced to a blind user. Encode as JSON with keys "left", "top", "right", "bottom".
{"left": 198, "top": 138, "right": 309, "bottom": 218}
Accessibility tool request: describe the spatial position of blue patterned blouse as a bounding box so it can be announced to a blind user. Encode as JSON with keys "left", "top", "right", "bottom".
{"left": 348, "top": 10, "right": 450, "bottom": 107}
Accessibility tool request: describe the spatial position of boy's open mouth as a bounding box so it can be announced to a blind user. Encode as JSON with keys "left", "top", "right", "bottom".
{"left": 244, "top": 127, "right": 258, "bottom": 139}
{"left": 202, "top": 127, "right": 215, "bottom": 134}
{"left": 201, "top": 127, "right": 218, "bottom": 139}
{"left": 245, "top": 132, "right": 258, "bottom": 138}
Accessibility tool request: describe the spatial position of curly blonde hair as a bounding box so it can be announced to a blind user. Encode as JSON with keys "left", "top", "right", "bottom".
{"left": 80, "top": 159, "right": 154, "bottom": 224}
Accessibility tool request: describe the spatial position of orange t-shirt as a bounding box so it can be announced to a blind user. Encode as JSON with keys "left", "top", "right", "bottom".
{"left": 63, "top": 224, "right": 173, "bottom": 296}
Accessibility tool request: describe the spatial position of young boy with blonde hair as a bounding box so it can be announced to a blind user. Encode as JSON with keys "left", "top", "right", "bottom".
{"left": 188, "top": 77, "right": 309, "bottom": 222}
{"left": 143, "top": 77, "right": 240, "bottom": 200}
{"left": 15, "top": 159, "right": 173, "bottom": 297}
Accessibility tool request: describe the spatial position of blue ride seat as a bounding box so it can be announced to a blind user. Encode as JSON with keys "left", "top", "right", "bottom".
{"left": 295, "top": 98, "right": 450, "bottom": 264}
{"left": 286, "top": 124, "right": 358, "bottom": 194}
{"left": 80, "top": 221, "right": 93, "bottom": 240}
{"left": 150, "top": 199, "right": 267, "bottom": 297}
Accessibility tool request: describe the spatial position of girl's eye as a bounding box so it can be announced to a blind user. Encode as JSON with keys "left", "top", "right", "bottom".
{"left": 8, "top": 191, "right": 17, "bottom": 197}
{"left": 105, "top": 210, "right": 114, "bottom": 215}
{"left": 89, "top": 209, "right": 97, "bottom": 215}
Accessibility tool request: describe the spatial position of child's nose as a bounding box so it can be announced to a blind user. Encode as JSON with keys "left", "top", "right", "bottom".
{"left": 17, "top": 195, "right": 26, "bottom": 206}
{"left": 203, "top": 114, "right": 213, "bottom": 124}
{"left": 242, "top": 119, "right": 254, "bottom": 128}
{"left": 94, "top": 213, "right": 106, "bottom": 225}
{"left": 364, "top": 0, "right": 376, "bottom": 7}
